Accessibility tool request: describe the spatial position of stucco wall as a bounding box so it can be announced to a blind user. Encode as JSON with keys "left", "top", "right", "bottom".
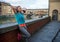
{"left": 26, "top": 9, "right": 48, "bottom": 14}
{"left": 1, "top": 3, "right": 14, "bottom": 15}
{"left": 49, "top": 2, "right": 60, "bottom": 21}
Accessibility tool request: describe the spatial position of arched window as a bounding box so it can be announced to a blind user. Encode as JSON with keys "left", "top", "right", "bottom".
{"left": 52, "top": 9, "right": 58, "bottom": 20}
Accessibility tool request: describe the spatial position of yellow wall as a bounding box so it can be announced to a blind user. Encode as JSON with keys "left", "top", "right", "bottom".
{"left": 49, "top": 2, "right": 60, "bottom": 21}
{"left": 26, "top": 9, "right": 48, "bottom": 14}
{"left": 1, "top": 2, "right": 14, "bottom": 15}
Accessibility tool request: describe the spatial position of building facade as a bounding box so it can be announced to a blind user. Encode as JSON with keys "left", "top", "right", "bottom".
{"left": 0, "top": 2, "right": 14, "bottom": 16}
{"left": 49, "top": 0, "right": 60, "bottom": 21}
{"left": 25, "top": 9, "right": 48, "bottom": 15}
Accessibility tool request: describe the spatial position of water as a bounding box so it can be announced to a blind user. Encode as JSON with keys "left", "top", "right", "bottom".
{"left": 0, "top": 14, "right": 48, "bottom": 25}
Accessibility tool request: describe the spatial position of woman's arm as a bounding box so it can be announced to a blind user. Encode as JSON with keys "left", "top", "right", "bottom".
{"left": 11, "top": 6, "right": 17, "bottom": 13}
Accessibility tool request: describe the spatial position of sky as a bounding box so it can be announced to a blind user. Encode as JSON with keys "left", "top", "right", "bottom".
{"left": 0, "top": 0, "right": 49, "bottom": 9}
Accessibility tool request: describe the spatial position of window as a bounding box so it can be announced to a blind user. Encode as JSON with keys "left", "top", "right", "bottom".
{"left": 0, "top": 6, "right": 1, "bottom": 15}
{"left": 0, "top": 3, "right": 1, "bottom": 6}
{"left": 0, "top": 3, "right": 1, "bottom": 14}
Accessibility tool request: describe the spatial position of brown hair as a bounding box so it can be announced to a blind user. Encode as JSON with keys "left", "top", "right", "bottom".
{"left": 16, "top": 6, "right": 21, "bottom": 13}
{"left": 23, "top": 10, "right": 26, "bottom": 13}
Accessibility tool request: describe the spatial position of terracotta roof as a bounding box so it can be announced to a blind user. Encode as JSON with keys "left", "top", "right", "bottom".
{"left": 50, "top": 0, "right": 60, "bottom": 2}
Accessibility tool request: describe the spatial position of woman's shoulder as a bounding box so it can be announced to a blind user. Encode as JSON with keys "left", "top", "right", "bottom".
{"left": 15, "top": 12, "right": 19, "bottom": 14}
{"left": 14, "top": 12, "right": 19, "bottom": 15}
{"left": 14, "top": 12, "right": 24, "bottom": 15}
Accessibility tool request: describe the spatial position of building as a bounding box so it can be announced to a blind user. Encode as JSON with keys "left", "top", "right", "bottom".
{"left": 0, "top": 2, "right": 1, "bottom": 15}
{"left": 49, "top": 0, "right": 60, "bottom": 21}
{"left": 0, "top": 2, "right": 14, "bottom": 16}
{"left": 25, "top": 9, "right": 48, "bottom": 15}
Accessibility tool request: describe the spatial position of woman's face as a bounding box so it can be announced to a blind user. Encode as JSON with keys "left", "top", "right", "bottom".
{"left": 17, "top": 6, "right": 22, "bottom": 12}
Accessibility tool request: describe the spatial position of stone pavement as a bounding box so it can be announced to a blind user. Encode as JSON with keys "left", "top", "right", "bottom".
{"left": 29, "top": 21, "right": 60, "bottom": 42}
{"left": 53, "top": 30, "right": 60, "bottom": 42}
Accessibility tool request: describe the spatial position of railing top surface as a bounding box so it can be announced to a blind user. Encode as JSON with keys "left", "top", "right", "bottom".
{"left": 0, "top": 16, "right": 49, "bottom": 29}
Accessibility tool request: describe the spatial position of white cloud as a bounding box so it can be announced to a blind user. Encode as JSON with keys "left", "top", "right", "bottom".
{"left": 3, "top": 0, "right": 21, "bottom": 5}
{"left": 28, "top": 0, "right": 49, "bottom": 9}
{"left": 1, "top": 0, "right": 49, "bottom": 9}
{"left": 4, "top": 0, "right": 21, "bottom": 2}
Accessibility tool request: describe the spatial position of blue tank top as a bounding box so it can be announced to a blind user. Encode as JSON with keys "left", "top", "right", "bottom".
{"left": 14, "top": 12, "right": 25, "bottom": 24}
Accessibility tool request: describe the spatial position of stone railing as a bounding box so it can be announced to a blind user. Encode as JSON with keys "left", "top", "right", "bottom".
{"left": 0, "top": 16, "right": 50, "bottom": 42}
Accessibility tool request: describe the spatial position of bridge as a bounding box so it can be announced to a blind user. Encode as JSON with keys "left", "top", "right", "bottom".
{"left": 0, "top": 16, "right": 60, "bottom": 42}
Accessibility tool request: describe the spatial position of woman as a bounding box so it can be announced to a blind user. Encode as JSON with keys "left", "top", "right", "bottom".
{"left": 11, "top": 6, "right": 31, "bottom": 41}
